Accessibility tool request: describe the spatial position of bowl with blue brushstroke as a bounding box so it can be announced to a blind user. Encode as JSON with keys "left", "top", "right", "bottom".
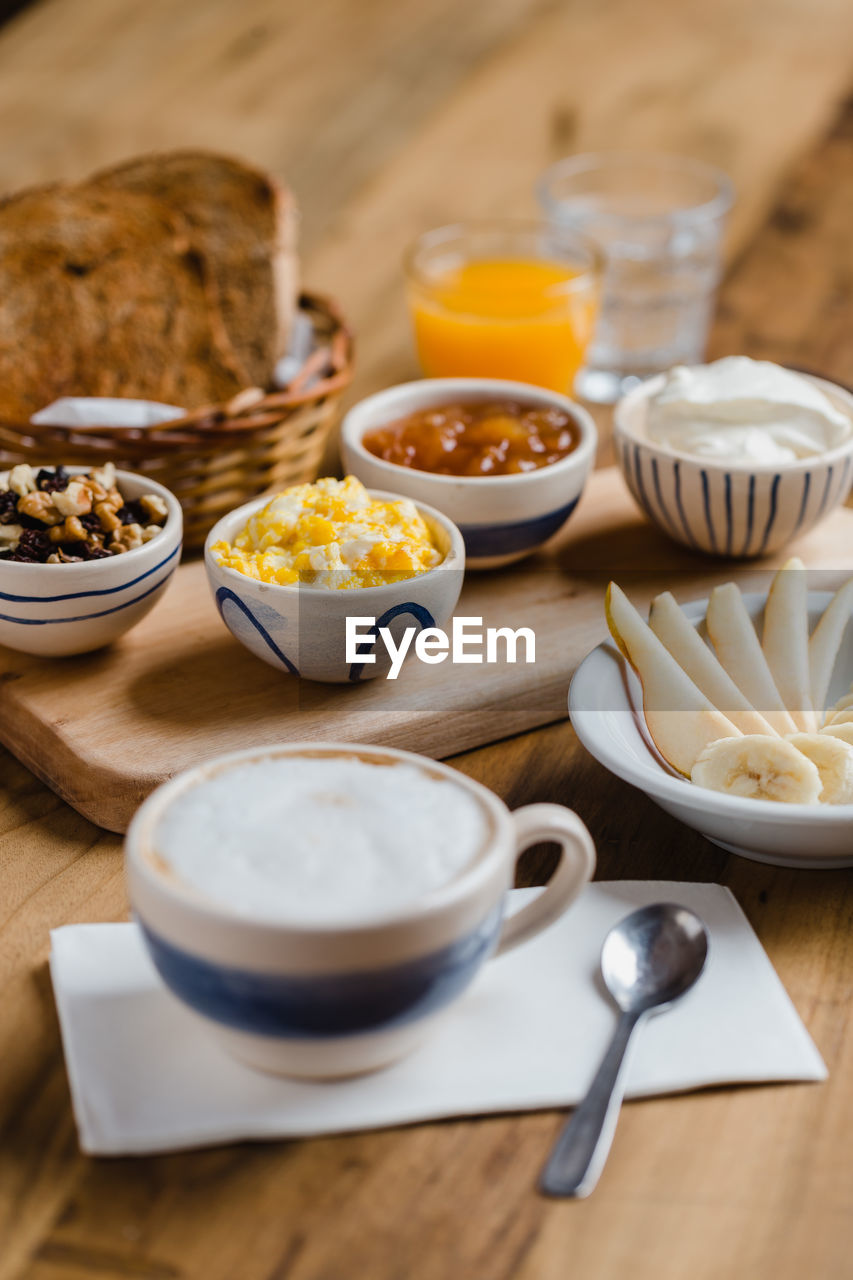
{"left": 0, "top": 468, "right": 182, "bottom": 657}
{"left": 340, "top": 378, "right": 597, "bottom": 569}
{"left": 204, "top": 490, "right": 464, "bottom": 683}
{"left": 613, "top": 371, "right": 853, "bottom": 559}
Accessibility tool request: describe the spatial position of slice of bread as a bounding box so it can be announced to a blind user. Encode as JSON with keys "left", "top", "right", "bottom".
{"left": 90, "top": 150, "right": 298, "bottom": 388}
{"left": 0, "top": 184, "right": 248, "bottom": 418}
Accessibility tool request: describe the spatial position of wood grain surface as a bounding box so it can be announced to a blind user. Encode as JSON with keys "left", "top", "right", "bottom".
{"left": 4, "top": 468, "right": 851, "bottom": 833}
{"left": 1, "top": 2, "right": 853, "bottom": 1278}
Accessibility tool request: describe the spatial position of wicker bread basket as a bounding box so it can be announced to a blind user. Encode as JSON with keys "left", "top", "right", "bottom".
{"left": 0, "top": 292, "right": 354, "bottom": 548}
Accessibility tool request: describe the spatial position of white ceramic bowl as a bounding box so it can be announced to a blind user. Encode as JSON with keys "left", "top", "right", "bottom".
{"left": 614, "top": 372, "right": 853, "bottom": 558}
{"left": 570, "top": 591, "right": 853, "bottom": 868}
{"left": 204, "top": 489, "right": 465, "bottom": 683}
{"left": 340, "top": 378, "right": 597, "bottom": 568}
{"left": 125, "top": 741, "right": 596, "bottom": 1077}
{"left": 0, "top": 468, "right": 182, "bottom": 657}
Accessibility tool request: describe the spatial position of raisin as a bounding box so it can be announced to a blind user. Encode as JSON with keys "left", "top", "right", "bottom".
{"left": 11, "top": 528, "right": 52, "bottom": 562}
{"left": 79, "top": 512, "right": 101, "bottom": 533}
{"left": 0, "top": 490, "right": 19, "bottom": 523}
{"left": 36, "top": 465, "right": 70, "bottom": 493}
{"left": 119, "top": 499, "right": 147, "bottom": 525}
{"left": 77, "top": 541, "right": 110, "bottom": 561}
{"left": 18, "top": 511, "right": 51, "bottom": 531}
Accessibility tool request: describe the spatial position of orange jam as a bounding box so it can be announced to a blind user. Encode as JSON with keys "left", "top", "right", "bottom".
{"left": 361, "top": 399, "right": 581, "bottom": 477}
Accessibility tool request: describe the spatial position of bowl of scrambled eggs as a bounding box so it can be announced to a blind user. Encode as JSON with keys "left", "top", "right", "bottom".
{"left": 205, "top": 476, "right": 465, "bottom": 682}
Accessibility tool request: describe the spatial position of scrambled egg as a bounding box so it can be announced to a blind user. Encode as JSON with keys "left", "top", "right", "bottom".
{"left": 211, "top": 476, "right": 442, "bottom": 589}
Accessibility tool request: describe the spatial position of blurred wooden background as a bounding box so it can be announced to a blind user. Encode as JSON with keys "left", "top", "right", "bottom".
{"left": 1, "top": 2, "right": 853, "bottom": 1278}
{"left": 2, "top": 0, "right": 852, "bottom": 402}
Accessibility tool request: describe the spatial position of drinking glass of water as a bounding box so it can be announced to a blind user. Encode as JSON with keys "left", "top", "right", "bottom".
{"left": 537, "top": 152, "right": 734, "bottom": 403}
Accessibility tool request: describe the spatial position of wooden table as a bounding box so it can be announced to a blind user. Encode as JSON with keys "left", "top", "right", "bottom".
{"left": 2, "top": 2, "right": 853, "bottom": 1277}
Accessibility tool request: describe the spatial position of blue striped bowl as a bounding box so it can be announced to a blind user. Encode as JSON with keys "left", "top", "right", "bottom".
{"left": 614, "top": 372, "right": 853, "bottom": 558}
{"left": 340, "top": 378, "right": 597, "bottom": 569}
{"left": 0, "top": 468, "right": 182, "bottom": 656}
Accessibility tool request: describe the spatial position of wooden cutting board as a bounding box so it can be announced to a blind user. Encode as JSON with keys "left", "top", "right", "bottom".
{"left": 2, "top": 466, "right": 851, "bottom": 833}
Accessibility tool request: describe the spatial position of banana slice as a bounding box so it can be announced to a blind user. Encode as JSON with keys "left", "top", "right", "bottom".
{"left": 786, "top": 733, "right": 853, "bottom": 804}
{"left": 692, "top": 735, "right": 822, "bottom": 803}
{"left": 820, "top": 722, "right": 853, "bottom": 747}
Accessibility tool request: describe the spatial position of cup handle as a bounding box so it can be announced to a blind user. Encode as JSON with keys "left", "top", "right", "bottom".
{"left": 495, "top": 804, "right": 596, "bottom": 956}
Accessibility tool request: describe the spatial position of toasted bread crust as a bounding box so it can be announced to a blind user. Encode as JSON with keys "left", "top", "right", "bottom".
{"left": 90, "top": 149, "right": 298, "bottom": 386}
{"left": 0, "top": 184, "right": 249, "bottom": 417}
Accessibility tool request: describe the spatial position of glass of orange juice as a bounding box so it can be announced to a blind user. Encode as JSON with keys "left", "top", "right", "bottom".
{"left": 404, "top": 220, "right": 602, "bottom": 394}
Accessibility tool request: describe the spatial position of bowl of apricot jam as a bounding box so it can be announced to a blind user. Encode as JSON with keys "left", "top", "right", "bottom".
{"left": 341, "top": 378, "right": 597, "bottom": 568}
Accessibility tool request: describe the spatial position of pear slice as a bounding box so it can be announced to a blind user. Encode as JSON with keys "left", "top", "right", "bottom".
{"left": 705, "top": 583, "right": 798, "bottom": 735}
{"left": 605, "top": 582, "right": 741, "bottom": 777}
{"left": 649, "top": 591, "right": 779, "bottom": 737}
{"left": 826, "top": 688, "right": 853, "bottom": 723}
{"left": 809, "top": 579, "right": 853, "bottom": 717}
{"left": 762, "top": 558, "right": 817, "bottom": 732}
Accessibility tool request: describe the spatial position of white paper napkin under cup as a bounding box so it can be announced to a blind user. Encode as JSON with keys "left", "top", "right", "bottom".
{"left": 50, "top": 881, "right": 826, "bottom": 1156}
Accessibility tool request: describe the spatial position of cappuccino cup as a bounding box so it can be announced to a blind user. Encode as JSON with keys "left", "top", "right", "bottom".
{"left": 125, "top": 742, "right": 596, "bottom": 1079}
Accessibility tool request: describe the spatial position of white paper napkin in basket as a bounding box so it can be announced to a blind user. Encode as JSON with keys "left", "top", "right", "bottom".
{"left": 31, "top": 397, "right": 184, "bottom": 429}
{"left": 50, "top": 881, "right": 826, "bottom": 1156}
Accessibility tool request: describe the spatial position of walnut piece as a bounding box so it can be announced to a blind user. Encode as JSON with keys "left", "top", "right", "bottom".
{"left": 53, "top": 480, "right": 93, "bottom": 518}
{"left": 110, "top": 522, "right": 144, "bottom": 552}
{"left": 95, "top": 500, "right": 122, "bottom": 532}
{"left": 140, "top": 493, "right": 168, "bottom": 523}
{"left": 90, "top": 462, "right": 116, "bottom": 492}
{"left": 47, "top": 549, "right": 84, "bottom": 564}
{"left": 49, "top": 515, "right": 88, "bottom": 543}
{"left": 17, "top": 490, "right": 63, "bottom": 525}
{"left": 84, "top": 478, "right": 108, "bottom": 503}
{"left": 9, "top": 464, "right": 36, "bottom": 497}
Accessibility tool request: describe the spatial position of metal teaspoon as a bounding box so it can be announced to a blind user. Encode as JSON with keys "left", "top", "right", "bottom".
{"left": 539, "top": 902, "right": 709, "bottom": 1199}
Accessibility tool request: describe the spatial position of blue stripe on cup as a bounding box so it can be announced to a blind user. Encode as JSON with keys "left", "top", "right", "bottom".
{"left": 139, "top": 905, "right": 503, "bottom": 1040}
{"left": 458, "top": 497, "right": 579, "bottom": 559}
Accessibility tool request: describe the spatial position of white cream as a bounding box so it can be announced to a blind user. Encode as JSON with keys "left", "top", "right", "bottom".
{"left": 644, "top": 357, "right": 852, "bottom": 465}
{"left": 151, "top": 756, "right": 488, "bottom": 924}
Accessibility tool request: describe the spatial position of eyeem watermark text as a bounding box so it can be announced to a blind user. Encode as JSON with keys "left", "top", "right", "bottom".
{"left": 347, "top": 616, "right": 536, "bottom": 680}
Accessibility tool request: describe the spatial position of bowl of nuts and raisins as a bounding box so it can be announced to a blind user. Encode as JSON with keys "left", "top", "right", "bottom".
{"left": 0, "top": 463, "right": 182, "bottom": 656}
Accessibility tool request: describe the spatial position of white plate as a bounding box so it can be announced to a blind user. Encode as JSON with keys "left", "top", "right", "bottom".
{"left": 569, "top": 592, "right": 853, "bottom": 869}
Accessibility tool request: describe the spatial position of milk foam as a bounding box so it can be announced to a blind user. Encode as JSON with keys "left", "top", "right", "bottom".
{"left": 151, "top": 756, "right": 489, "bottom": 923}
